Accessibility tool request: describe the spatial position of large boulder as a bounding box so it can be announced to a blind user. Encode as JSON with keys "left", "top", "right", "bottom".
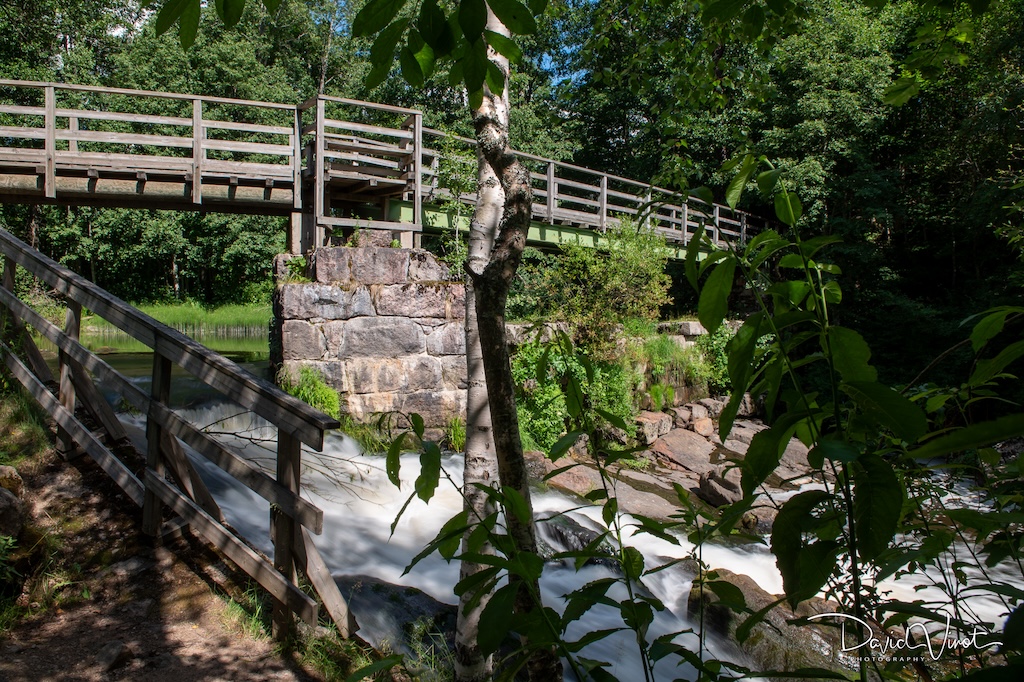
{"left": 696, "top": 466, "right": 742, "bottom": 507}
{"left": 636, "top": 411, "right": 673, "bottom": 445}
{"left": 650, "top": 429, "right": 715, "bottom": 475}
{"left": 687, "top": 568, "right": 850, "bottom": 675}
{"left": 0, "top": 466, "right": 23, "bottom": 498}
{"left": 0, "top": 487, "right": 26, "bottom": 539}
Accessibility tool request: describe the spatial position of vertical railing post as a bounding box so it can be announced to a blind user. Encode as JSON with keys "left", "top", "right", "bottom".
{"left": 713, "top": 205, "right": 721, "bottom": 244}
{"left": 272, "top": 430, "right": 302, "bottom": 640}
{"left": 682, "top": 201, "right": 689, "bottom": 244}
{"left": 314, "top": 97, "right": 326, "bottom": 249}
{"left": 546, "top": 161, "right": 556, "bottom": 222}
{"left": 56, "top": 300, "right": 81, "bottom": 457}
{"left": 44, "top": 86, "right": 56, "bottom": 199}
{"left": 413, "top": 112, "right": 423, "bottom": 230}
{"left": 143, "top": 351, "right": 172, "bottom": 537}
{"left": 643, "top": 188, "right": 652, "bottom": 230}
{"left": 289, "top": 106, "right": 303, "bottom": 254}
{"left": 192, "top": 98, "right": 203, "bottom": 205}
{"left": 68, "top": 116, "right": 79, "bottom": 153}
{"left": 740, "top": 213, "right": 748, "bottom": 244}
{"left": 599, "top": 174, "right": 608, "bottom": 231}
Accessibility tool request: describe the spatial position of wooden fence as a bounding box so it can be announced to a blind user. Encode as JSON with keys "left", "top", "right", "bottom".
{"left": 0, "top": 227, "right": 352, "bottom": 640}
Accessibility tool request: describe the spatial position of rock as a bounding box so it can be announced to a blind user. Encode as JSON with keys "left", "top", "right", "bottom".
{"left": 650, "top": 429, "right": 715, "bottom": 475}
{"left": 329, "top": 316, "right": 426, "bottom": 358}
{"left": 686, "top": 403, "right": 709, "bottom": 421}
{"left": 698, "top": 398, "right": 727, "bottom": 418}
{"left": 741, "top": 505, "right": 778, "bottom": 534}
{"left": 277, "top": 283, "right": 375, "bottom": 321}
{"left": 0, "top": 466, "right": 23, "bottom": 498}
{"left": 373, "top": 282, "right": 464, "bottom": 319}
{"left": 96, "top": 640, "right": 127, "bottom": 672}
{"left": 735, "top": 393, "right": 757, "bottom": 418}
{"left": 671, "top": 406, "right": 691, "bottom": 428}
{"left": 691, "top": 417, "right": 715, "bottom": 438}
{"left": 723, "top": 421, "right": 763, "bottom": 445}
{"left": 687, "top": 568, "right": 847, "bottom": 675}
{"left": 281, "top": 320, "right": 327, "bottom": 360}
{"left": 311, "top": 246, "right": 411, "bottom": 285}
{"left": 407, "top": 250, "right": 452, "bottom": 282}
{"left": 536, "top": 513, "right": 614, "bottom": 566}
{"left": 545, "top": 460, "right": 603, "bottom": 499}
{"left": 425, "top": 321, "right": 466, "bottom": 356}
{"left": 0, "top": 487, "right": 26, "bottom": 538}
{"left": 636, "top": 411, "right": 673, "bottom": 445}
{"left": 696, "top": 467, "right": 742, "bottom": 507}
{"left": 678, "top": 320, "right": 707, "bottom": 335}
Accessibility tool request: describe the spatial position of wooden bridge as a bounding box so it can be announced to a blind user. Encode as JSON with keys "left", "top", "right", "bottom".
{"left": 0, "top": 79, "right": 759, "bottom": 255}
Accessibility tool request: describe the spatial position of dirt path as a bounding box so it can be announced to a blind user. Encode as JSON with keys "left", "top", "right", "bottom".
{"left": 0, "top": 450, "right": 325, "bottom": 682}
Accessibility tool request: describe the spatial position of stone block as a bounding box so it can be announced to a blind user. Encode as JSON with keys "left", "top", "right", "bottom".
{"left": 281, "top": 320, "right": 326, "bottom": 361}
{"left": 408, "top": 250, "right": 452, "bottom": 282}
{"left": 636, "top": 411, "right": 673, "bottom": 445}
{"left": 345, "top": 389, "right": 466, "bottom": 428}
{"left": 374, "top": 283, "right": 463, "bottom": 319}
{"left": 697, "top": 467, "right": 743, "bottom": 507}
{"left": 698, "top": 398, "right": 727, "bottom": 418}
{"left": 343, "top": 356, "right": 443, "bottom": 394}
{"left": 687, "top": 403, "right": 709, "bottom": 421}
{"left": 279, "top": 284, "right": 375, "bottom": 321}
{"left": 439, "top": 355, "right": 468, "bottom": 390}
{"left": 691, "top": 417, "right": 715, "bottom": 438}
{"left": 312, "top": 247, "right": 410, "bottom": 285}
{"left": 679, "top": 321, "right": 707, "bottom": 335}
{"left": 671, "top": 406, "right": 692, "bottom": 428}
{"left": 426, "top": 322, "right": 466, "bottom": 356}
{"left": 329, "top": 317, "right": 426, "bottom": 358}
{"left": 279, "top": 360, "right": 345, "bottom": 391}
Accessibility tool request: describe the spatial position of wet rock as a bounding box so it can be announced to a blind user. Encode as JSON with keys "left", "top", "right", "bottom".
{"left": 650, "top": 429, "right": 715, "bottom": 475}
{"left": 0, "top": 487, "right": 26, "bottom": 538}
{"left": 0, "top": 466, "right": 23, "bottom": 498}
{"left": 687, "top": 568, "right": 847, "bottom": 675}
{"left": 696, "top": 467, "right": 742, "bottom": 507}
{"left": 537, "top": 513, "right": 614, "bottom": 566}
{"left": 636, "top": 411, "right": 673, "bottom": 445}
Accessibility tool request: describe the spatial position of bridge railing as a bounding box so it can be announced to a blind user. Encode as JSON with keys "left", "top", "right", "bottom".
{"left": 299, "top": 95, "right": 423, "bottom": 247}
{"left": 0, "top": 80, "right": 299, "bottom": 208}
{"left": 0, "top": 227, "right": 352, "bottom": 641}
{"left": 420, "top": 127, "right": 757, "bottom": 245}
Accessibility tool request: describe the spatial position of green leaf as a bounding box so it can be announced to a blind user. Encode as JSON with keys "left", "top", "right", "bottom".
{"left": 410, "top": 412, "right": 425, "bottom": 439}
{"left": 822, "top": 280, "right": 842, "bottom": 305}
{"left": 826, "top": 326, "right": 877, "bottom": 383}
{"left": 345, "top": 655, "right": 404, "bottom": 682}
{"left": 799, "top": 235, "right": 842, "bottom": 259}
{"left": 842, "top": 381, "right": 928, "bottom": 443}
{"left": 400, "top": 46, "right": 424, "bottom": 87}
{"left": 807, "top": 439, "right": 860, "bottom": 468}
{"left": 684, "top": 228, "right": 704, "bottom": 291}
{"left": 969, "top": 308, "right": 1013, "bottom": 352}
{"left": 370, "top": 20, "right": 407, "bottom": 63}
{"left": 462, "top": 38, "right": 488, "bottom": 94}
{"left": 884, "top": 75, "right": 920, "bottom": 106}
{"left": 594, "top": 407, "right": 628, "bottom": 431}
{"left": 386, "top": 433, "right": 405, "bottom": 487}
{"left": 725, "top": 154, "right": 757, "bottom": 209}
{"left": 418, "top": 0, "right": 447, "bottom": 47}
{"left": 853, "top": 453, "right": 903, "bottom": 561}
{"left": 502, "top": 486, "right": 532, "bottom": 526}
{"left": 565, "top": 374, "right": 585, "bottom": 418}
{"left": 756, "top": 169, "right": 782, "bottom": 197}
{"left": 911, "top": 413, "right": 1024, "bottom": 460}
{"left": 772, "top": 489, "right": 835, "bottom": 604}
{"left": 479, "top": 583, "right": 518, "bottom": 655}
{"left": 262, "top": 0, "right": 283, "bottom": 10}
{"left": 602, "top": 497, "right": 618, "bottom": 526}
{"left": 353, "top": 0, "right": 408, "bottom": 37}
{"left": 777, "top": 253, "right": 806, "bottom": 270}
{"left": 366, "top": 61, "right": 392, "bottom": 90}
{"left": 487, "top": 0, "right": 537, "bottom": 34}
{"left": 404, "top": 510, "right": 469, "bottom": 572}
{"left": 697, "top": 257, "right": 736, "bottom": 335}
{"left": 1001, "top": 604, "right": 1024, "bottom": 652}
{"left": 415, "top": 441, "right": 442, "bottom": 503}
{"left": 720, "top": 314, "right": 765, "bottom": 439}
{"left": 703, "top": 0, "right": 748, "bottom": 24}
{"left": 214, "top": 0, "right": 245, "bottom": 26}
{"left": 969, "top": 340, "right": 1024, "bottom": 387}
{"left": 741, "top": 426, "right": 787, "bottom": 496}
{"left": 485, "top": 60, "right": 505, "bottom": 94}
{"left": 484, "top": 30, "right": 523, "bottom": 62}
{"left": 411, "top": 30, "right": 437, "bottom": 78}
{"left": 458, "top": 0, "right": 487, "bottom": 40}
{"left": 705, "top": 580, "right": 747, "bottom": 611}
{"left": 178, "top": 0, "right": 201, "bottom": 49}
{"left": 467, "top": 88, "right": 484, "bottom": 111}
{"left": 622, "top": 546, "right": 645, "bottom": 581}
{"left": 155, "top": 0, "right": 191, "bottom": 36}
{"left": 527, "top": 0, "right": 548, "bottom": 12}
{"left": 549, "top": 430, "right": 585, "bottom": 460}
{"left": 774, "top": 191, "right": 803, "bottom": 226}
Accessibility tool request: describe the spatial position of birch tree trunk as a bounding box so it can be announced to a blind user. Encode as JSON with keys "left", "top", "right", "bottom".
{"left": 454, "top": 11, "right": 562, "bottom": 682}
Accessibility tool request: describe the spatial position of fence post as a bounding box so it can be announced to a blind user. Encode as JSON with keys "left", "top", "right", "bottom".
{"left": 599, "top": 175, "right": 608, "bottom": 231}
{"left": 192, "top": 98, "right": 203, "bottom": 205}
{"left": 57, "top": 301, "right": 81, "bottom": 458}
{"left": 143, "top": 352, "right": 172, "bottom": 537}
{"left": 314, "top": 97, "right": 326, "bottom": 249}
{"left": 413, "top": 112, "right": 423, "bottom": 230}
{"left": 272, "top": 430, "right": 302, "bottom": 640}
{"left": 740, "top": 213, "right": 748, "bottom": 244}
{"left": 546, "top": 161, "right": 556, "bottom": 222}
{"left": 44, "top": 86, "right": 56, "bottom": 199}
{"left": 713, "top": 204, "right": 721, "bottom": 244}
{"left": 682, "top": 201, "right": 689, "bottom": 244}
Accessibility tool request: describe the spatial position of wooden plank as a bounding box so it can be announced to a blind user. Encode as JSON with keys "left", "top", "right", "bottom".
{"left": 320, "top": 216, "right": 422, "bottom": 232}
{"left": 0, "top": 79, "right": 296, "bottom": 110}
{"left": 148, "top": 401, "right": 323, "bottom": 534}
{"left": 160, "top": 430, "right": 224, "bottom": 524}
{"left": 54, "top": 108, "right": 191, "bottom": 127}
{"left": 292, "top": 108, "right": 302, "bottom": 212}
{"left": 55, "top": 129, "right": 194, "bottom": 149}
{"left": 202, "top": 160, "right": 293, "bottom": 176}
{"left": 0, "top": 104, "right": 45, "bottom": 116}
{"left": 69, "top": 359, "right": 129, "bottom": 442}
{"left": 144, "top": 471, "right": 318, "bottom": 625}
{"left": 0, "top": 342, "right": 144, "bottom": 506}
{"left": 54, "top": 151, "right": 193, "bottom": 171}
{"left": 0, "top": 127, "right": 46, "bottom": 140}
{"left": 143, "top": 353, "right": 172, "bottom": 536}
{"left": 272, "top": 431, "right": 301, "bottom": 639}
{"left": 294, "top": 527, "right": 355, "bottom": 638}
{"left": 556, "top": 177, "right": 602, "bottom": 194}
{"left": 314, "top": 99, "right": 325, "bottom": 249}
{"left": 322, "top": 152, "right": 403, "bottom": 170}
{"left": 411, "top": 113, "right": 422, "bottom": 228}
{"left": 323, "top": 140, "right": 410, "bottom": 158}
{"left": 192, "top": 99, "right": 202, "bottom": 205}
{"left": 322, "top": 119, "right": 412, "bottom": 141}
{"left": 201, "top": 138, "right": 292, "bottom": 156}
{"left": 44, "top": 86, "right": 55, "bottom": 199}
{"left": 203, "top": 120, "right": 292, "bottom": 135}
{"left": 57, "top": 301, "right": 81, "bottom": 457}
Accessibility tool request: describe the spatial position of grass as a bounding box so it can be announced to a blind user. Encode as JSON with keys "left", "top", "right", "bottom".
{"left": 84, "top": 301, "right": 272, "bottom": 338}
{"left": 222, "top": 581, "right": 273, "bottom": 640}
{"left": 0, "top": 387, "right": 51, "bottom": 468}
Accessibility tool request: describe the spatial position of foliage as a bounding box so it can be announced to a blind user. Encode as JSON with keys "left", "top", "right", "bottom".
{"left": 428, "top": 132, "right": 476, "bottom": 273}
{"left": 444, "top": 416, "right": 467, "bottom": 453}
{"left": 511, "top": 340, "right": 634, "bottom": 452}
{"left": 694, "top": 324, "right": 734, "bottom": 396}
{"left": 647, "top": 383, "right": 674, "bottom": 412}
{"left": 278, "top": 366, "right": 341, "bottom": 422}
{"left": 0, "top": 536, "right": 19, "bottom": 587}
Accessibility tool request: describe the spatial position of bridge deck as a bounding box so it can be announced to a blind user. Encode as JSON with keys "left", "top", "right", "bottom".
{"left": 0, "top": 80, "right": 758, "bottom": 252}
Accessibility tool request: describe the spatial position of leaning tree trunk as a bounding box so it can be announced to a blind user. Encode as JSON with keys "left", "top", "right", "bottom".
{"left": 454, "top": 11, "right": 562, "bottom": 682}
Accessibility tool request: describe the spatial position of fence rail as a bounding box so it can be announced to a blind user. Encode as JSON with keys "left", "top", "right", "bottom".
{"left": 0, "top": 226, "right": 352, "bottom": 640}
{"left": 0, "top": 79, "right": 760, "bottom": 253}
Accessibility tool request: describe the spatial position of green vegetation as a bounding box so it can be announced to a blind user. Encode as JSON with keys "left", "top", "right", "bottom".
{"left": 443, "top": 416, "right": 467, "bottom": 453}
{"left": 694, "top": 324, "right": 734, "bottom": 396}
{"left": 86, "top": 302, "right": 272, "bottom": 338}
{"left": 0, "top": 387, "right": 50, "bottom": 468}
{"left": 279, "top": 366, "right": 342, "bottom": 422}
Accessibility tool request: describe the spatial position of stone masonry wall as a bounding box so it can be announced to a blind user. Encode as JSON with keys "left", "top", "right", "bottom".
{"left": 273, "top": 247, "right": 466, "bottom": 428}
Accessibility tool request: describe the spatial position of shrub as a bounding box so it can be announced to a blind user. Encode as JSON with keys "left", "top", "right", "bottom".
{"left": 695, "top": 324, "right": 733, "bottom": 395}
{"left": 279, "top": 366, "right": 341, "bottom": 421}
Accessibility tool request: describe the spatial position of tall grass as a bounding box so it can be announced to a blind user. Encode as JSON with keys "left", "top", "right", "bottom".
{"left": 85, "top": 302, "right": 272, "bottom": 338}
